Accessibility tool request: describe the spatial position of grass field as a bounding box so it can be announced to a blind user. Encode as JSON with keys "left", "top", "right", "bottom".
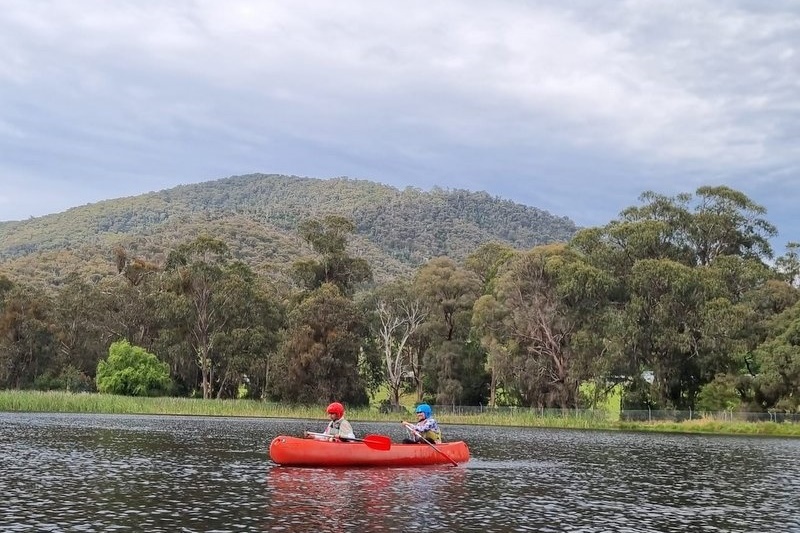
{"left": 2, "top": 390, "right": 798, "bottom": 437}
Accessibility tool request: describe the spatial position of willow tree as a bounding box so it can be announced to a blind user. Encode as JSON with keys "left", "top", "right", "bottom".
{"left": 96, "top": 340, "right": 171, "bottom": 396}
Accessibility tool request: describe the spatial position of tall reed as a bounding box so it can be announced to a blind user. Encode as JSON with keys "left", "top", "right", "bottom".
{"left": 1, "top": 390, "right": 798, "bottom": 437}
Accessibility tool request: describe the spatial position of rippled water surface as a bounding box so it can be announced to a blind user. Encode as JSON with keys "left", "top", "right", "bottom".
{"left": 1, "top": 413, "right": 798, "bottom": 532}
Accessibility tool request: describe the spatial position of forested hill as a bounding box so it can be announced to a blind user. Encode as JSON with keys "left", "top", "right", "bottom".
{"left": 0, "top": 173, "right": 578, "bottom": 285}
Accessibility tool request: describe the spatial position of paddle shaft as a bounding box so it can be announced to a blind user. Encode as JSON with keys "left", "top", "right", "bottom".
{"left": 305, "top": 431, "right": 338, "bottom": 439}
{"left": 304, "top": 431, "right": 392, "bottom": 450}
{"left": 402, "top": 422, "right": 458, "bottom": 466}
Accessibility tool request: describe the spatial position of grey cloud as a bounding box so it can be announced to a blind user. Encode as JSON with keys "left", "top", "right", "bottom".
{"left": 0, "top": 0, "right": 797, "bottom": 250}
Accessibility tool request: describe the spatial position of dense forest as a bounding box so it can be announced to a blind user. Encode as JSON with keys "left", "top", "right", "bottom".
{"left": 0, "top": 176, "right": 798, "bottom": 413}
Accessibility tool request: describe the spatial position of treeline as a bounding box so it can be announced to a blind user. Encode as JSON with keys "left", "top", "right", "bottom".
{"left": 0, "top": 185, "right": 798, "bottom": 413}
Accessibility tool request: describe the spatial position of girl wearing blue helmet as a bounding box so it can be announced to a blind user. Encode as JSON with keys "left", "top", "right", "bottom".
{"left": 402, "top": 403, "right": 442, "bottom": 444}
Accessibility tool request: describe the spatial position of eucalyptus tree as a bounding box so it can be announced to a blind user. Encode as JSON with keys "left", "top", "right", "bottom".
{"left": 775, "top": 242, "right": 800, "bottom": 287}
{"left": 0, "top": 275, "right": 12, "bottom": 295}
{"left": 464, "top": 241, "right": 516, "bottom": 292}
{"left": 625, "top": 258, "right": 722, "bottom": 407}
{"left": 208, "top": 263, "right": 284, "bottom": 399}
{"left": 468, "top": 243, "right": 518, "bottom": 407}
{"left": 736, "top": 256, "right": 800, "bottom": 411}
{"left": 570, "top": 186, "right": 780, "bottom": 409}
{"left": 751, "top": 300, "right": 800, "bottom": 411}
{"left": 291, "top": 215, "right": 372, "bottom": 296}
{"left": 271, "top": 283, "right": 369, "bottom": 405}
{"left": 163, "top": 236, "right": 266, "bottom": 399}
{"left": 550, "top": 245, "right": 619, "bottom": 406}
{"left": 472, "top": 293, "right": 513, "bottom": 407}
{"left": 620, "top": 186, "right": 777, "bottom": 267}
{"left": 49, "top": 273, "right": 111, "bottom": 389}
{"left": 0, "top": 282, "right": 57, "bottom": 389}
{"left": 482, "top": 243, "right": 611, "bottom": 408}
{"left": 743, "top": 278, "right": 800, "bottom": 331}
{"left": 107, "top": 247, "right": 165, "bottom": 351}
{"left": 413, "top": 257, "right": 481, "bottom": 404}
{"left": 689, "top": 186, "right": 777, "bottom": 265}
{"left": 270, "top": 214, "right": 376, "bottom": 404}
{"left": 365, "top": 280, "right": 427, "bottom": 409}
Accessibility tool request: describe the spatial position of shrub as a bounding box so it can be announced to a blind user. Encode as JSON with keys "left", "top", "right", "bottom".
{"left": 34, "top": 365, "right": 94, "bottom": 392}
{"left": 696, "top": 374, "right": 742, "bottom": 412}
{"left": 96, "top": 340, "right": 172, "bottom": 396}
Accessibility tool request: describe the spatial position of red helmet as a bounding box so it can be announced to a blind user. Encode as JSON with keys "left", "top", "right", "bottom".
{"left": 326, "top": 402, "right": 345, "bottom": 418}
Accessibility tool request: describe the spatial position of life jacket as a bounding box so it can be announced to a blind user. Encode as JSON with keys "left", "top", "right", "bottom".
{"left": 415, "top": 418, "right": 442, "bottom": 443}
{"left": 326, "top": 419, "right": 343, "bottom": 436}
{"left": 420, "top": 427, "right": 442, "bottom": 444}
{"left": 325, "top": 418, "right": 354, "bottom": 439}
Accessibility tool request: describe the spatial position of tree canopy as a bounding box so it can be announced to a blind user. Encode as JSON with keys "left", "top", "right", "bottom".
{"left": 1, "top": 184, "right": 798, "bottom": 413}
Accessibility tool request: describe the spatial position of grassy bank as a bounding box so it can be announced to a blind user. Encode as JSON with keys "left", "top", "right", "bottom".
{"left": 2, "top": 390, "right": 798, "bottom": 437}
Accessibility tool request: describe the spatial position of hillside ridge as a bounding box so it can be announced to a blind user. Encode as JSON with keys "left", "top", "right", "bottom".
{"left": 0, "top": 173, "right": 579, "bottom": 285}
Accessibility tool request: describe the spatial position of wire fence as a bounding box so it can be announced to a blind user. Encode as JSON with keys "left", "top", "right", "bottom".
{"left": 426, "top": 404, "right": 800, "bottom": 424}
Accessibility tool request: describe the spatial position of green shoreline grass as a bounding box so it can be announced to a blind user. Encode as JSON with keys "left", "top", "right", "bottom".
{"left": 2, "top": 390, "right": 798, "bottom": 437}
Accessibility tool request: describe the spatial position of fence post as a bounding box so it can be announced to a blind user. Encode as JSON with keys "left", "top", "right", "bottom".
{"left": 648, "top": 406, "right": 652, "bottom": 422}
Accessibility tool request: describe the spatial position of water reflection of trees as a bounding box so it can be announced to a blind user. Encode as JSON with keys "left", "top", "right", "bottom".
{"left": 264, "top": 465, "right": 465, "bottom": 530}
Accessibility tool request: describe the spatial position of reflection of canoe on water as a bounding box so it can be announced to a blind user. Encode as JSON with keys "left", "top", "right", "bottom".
{"left": 264, "top": 465, "right": 466, "bottom": 530}
{"left": 268, "top": 436, "right": 470, "bottom": 467}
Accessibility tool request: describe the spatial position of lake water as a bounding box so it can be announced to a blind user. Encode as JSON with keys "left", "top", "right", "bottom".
{"left": 1, "top": 413, "right": 798, "bottom": 532}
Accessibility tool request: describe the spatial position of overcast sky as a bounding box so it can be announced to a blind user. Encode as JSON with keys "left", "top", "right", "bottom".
{"left": 1, "top": 1, "right": 798, "bottom": 252}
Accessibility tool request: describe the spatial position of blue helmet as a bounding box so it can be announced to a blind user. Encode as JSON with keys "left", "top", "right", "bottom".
{"left": 415, "top": 403, "right": 432, "bottom": 418}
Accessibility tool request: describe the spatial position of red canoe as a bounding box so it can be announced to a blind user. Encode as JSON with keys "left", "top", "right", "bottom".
{"left": 268, "top": 435, "right": 470, "bottom": 467}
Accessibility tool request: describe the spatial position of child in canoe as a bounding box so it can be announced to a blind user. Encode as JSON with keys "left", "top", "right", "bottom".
{"left": 305, "top": 402, "right": 356, "bottom": 442}
{"left": 402, "top": 403, "right": 443, "bottom": 444}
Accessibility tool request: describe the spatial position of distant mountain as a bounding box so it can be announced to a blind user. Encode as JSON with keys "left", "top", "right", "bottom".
{"left": 0, "top": 174, "right": 579, "bottom": 287}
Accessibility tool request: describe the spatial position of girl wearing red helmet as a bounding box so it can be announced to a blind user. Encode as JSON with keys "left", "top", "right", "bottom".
{"left": 318, "top": 402, "right": 355, "bottom": 441}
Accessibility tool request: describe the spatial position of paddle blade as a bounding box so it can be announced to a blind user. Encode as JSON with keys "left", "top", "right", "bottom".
{"left": 362, "top": 434, "right": 392, "bottom": 451}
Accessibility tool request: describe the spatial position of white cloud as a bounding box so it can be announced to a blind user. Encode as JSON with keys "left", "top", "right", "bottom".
{"left": 0, "top": 0, "right": 797, "bottom": 243}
